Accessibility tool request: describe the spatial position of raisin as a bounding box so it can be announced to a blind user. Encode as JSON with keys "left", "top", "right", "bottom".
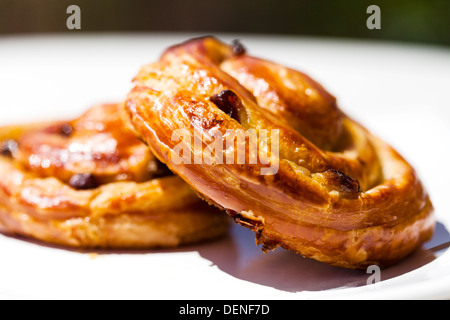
{"left": 210, "top": 90, "right": 241, "bottom": 122}
{"left": 326, "top": 169, "right": 361, "bottom": 194}
{"left": 231, "top": 39, "right": 246, "bottom": 56}
{"left": 59, "top": 123, "right": 73, "bottom": 137}
{"left": 0, "top": 140, "right": 18, "bottom": 158}
{"left": 69, "top": 173, "right": 98, "bottom": 190}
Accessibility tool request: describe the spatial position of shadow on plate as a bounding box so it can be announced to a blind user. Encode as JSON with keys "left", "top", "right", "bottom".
{"left": 193, "top": 222, "right": 449, "bottom": 292}
{"left": 2, "top": 221, "right": 449, "bottom": 293}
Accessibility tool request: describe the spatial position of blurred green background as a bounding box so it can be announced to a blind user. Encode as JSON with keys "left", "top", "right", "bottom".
{"left": 0, "top": 0, "right": 449, "bottom": 46}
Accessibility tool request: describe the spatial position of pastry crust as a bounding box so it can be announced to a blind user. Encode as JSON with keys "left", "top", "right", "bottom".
{"left": 0, "top": 104, "right": 229, "bottom": 249}
{"left": 126, "top": 37, "right": 435, "bottom": 268}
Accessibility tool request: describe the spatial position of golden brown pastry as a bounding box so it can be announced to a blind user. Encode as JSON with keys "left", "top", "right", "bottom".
{"left": 0, "top": 103, "right": 229, "bottom": 249}
{"left": 126, "top": 36, "right": 435, "bottom": 268}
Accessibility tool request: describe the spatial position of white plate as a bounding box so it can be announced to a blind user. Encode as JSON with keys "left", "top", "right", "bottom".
{"left": 0, "top": 33, "right": 449, "bottom": 300}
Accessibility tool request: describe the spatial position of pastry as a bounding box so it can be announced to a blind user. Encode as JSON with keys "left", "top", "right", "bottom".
{"left": 0, "top": 103, "right": 229, "bottom": 249}
{"left": 126, "top": 37, "right": 434, "bottom": 268}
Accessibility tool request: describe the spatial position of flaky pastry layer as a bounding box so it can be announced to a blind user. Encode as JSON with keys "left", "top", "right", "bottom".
{"left": 0, "top": 104, "right": 229, "bottom": 248}
{"left": 126, "top": 37, "right": 434, "bottom": 268}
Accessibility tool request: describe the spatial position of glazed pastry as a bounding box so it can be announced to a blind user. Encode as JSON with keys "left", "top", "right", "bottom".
{"left": 0, "top": 103, "right": 229, "bottom": 249}
{"left": 126, "top": 37, "right": 434, "bottom": 268}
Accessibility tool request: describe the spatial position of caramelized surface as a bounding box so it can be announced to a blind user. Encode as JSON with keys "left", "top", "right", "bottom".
{"left": 16, "top": 104, "right": 157, "bottom": 185}
{"left": 126, "top": 37, "right": 434, "bottom": 268}
{"left": 0, "top": 104, "right": 229, "bottom": 249}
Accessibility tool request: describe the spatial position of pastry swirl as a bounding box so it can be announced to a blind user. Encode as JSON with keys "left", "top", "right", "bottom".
{"left": 0, "top": 103, "right": 229, "bottom": 249}
{"left": 126, "top": 37, "right": 434, "bottom": 268}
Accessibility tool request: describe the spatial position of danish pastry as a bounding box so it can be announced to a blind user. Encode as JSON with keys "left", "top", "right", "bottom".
{"left": 0, "top": 103, "right": 229, "bottom": 249}
{"left": 126, "top": 37, "right": 435, "bottom": 268}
